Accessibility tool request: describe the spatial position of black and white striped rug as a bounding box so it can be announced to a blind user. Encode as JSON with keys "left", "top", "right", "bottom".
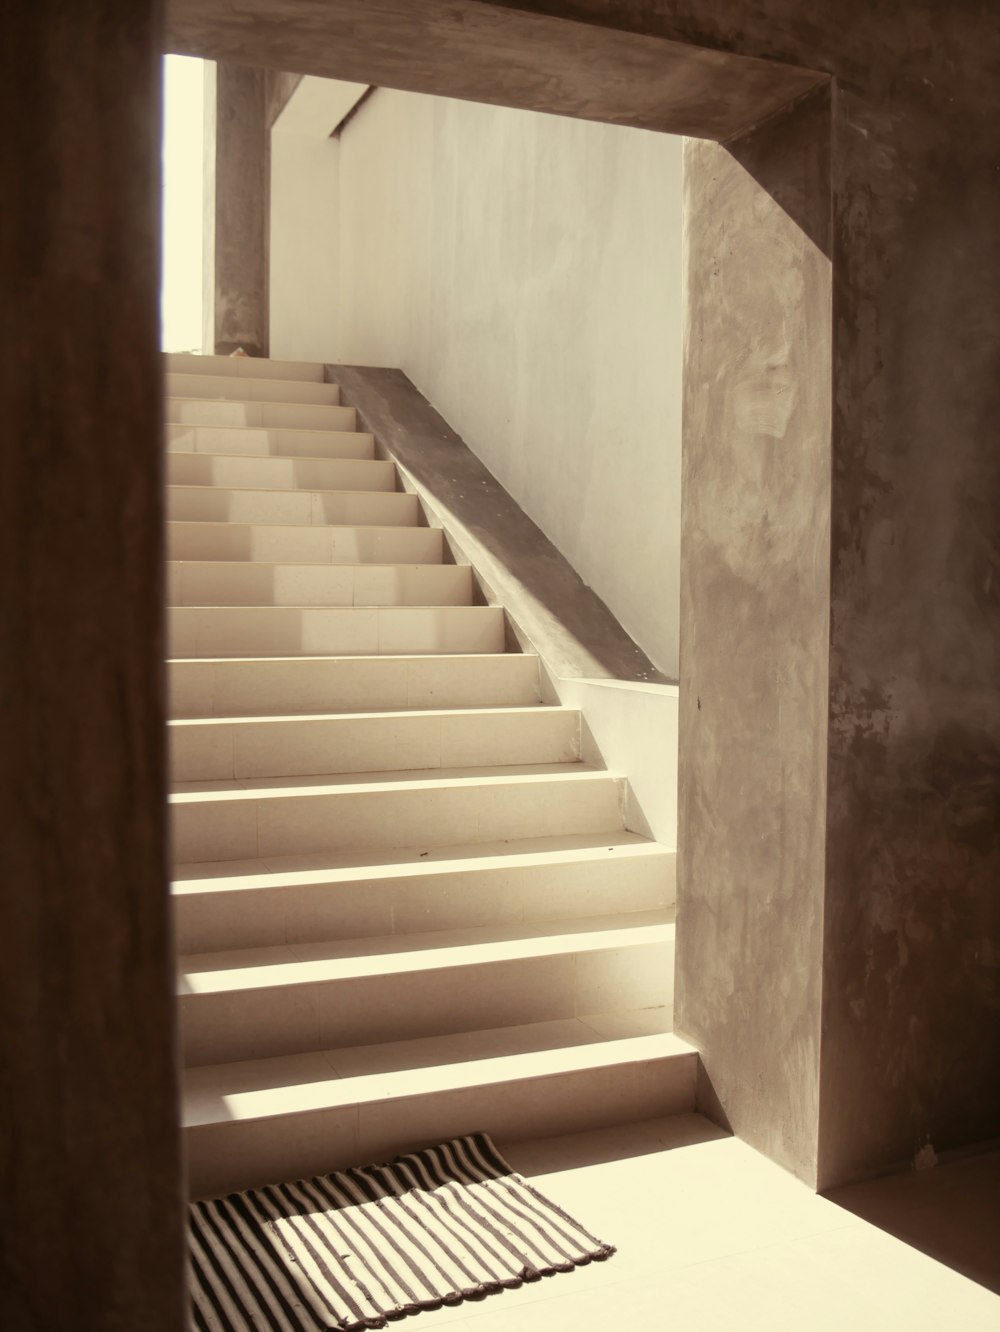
{"left": 187, "top": 1132, "right": 615, "bottom": 1330}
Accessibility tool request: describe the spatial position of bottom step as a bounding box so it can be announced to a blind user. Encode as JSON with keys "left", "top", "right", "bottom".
{"left": 183, "top": 1011, "right": 694, "bottom": 1198}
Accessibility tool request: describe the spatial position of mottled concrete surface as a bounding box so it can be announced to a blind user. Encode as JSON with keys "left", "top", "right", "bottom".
{"left": 211, "top": 64, "right": 268, "bottom": 356}
{"left": 819, "top": 93, "right": 1000, "bottom": 1182}
{"left": 677, "top": 87, "right": 833, "bottom": 1184}
{"left": 165, "top": 0, "right": 825, "bottom": 141}
{"left": 1, "top": 4, "right": 184, "bottom": 1328}
{"left": 171, "top": 0, "right": 1000, "bottom": 1190}
{"left": 328, "top": 366, "right": 668, "bottom": 683}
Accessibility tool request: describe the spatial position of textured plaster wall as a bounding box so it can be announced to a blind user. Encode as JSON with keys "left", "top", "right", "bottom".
{"left": 677, "top": 87, "right": 833, "bottom": 1183}
{"left": 332, "top": 89, "right": 684, "bottom": 678}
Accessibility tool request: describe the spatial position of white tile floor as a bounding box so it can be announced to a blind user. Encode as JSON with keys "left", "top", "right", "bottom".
{"left": 405, "top": 1117, "right": 1000, "bottom": 1332}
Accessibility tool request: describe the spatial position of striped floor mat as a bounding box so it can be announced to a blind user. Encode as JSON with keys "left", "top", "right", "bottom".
{"left": 188, "top": 1132, "right": 616, "bottom": 1331}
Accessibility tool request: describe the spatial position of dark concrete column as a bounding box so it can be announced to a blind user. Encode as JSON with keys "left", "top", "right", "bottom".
{"left": 0, "top": 4, "right": 184, "bottom": 1329}
{"left": 677, "top": 86, "right": 834, "bottom": 1186}
{"left": 817, "top": 70, "right": 1000, "bottom": 1190}
{"left": 208, "top": 62, "right": 269, "bottom": 356}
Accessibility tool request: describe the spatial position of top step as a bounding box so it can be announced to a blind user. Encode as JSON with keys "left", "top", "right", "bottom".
{"left": 165, "top": 372, "right": 340, "bottom": 407}
{"left": 164, "top": 352, "right": 325, "bottom": 384}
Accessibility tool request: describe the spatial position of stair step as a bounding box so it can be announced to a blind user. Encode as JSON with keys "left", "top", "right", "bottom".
{"left": 172, "top": 832, "right": 674, "bottom": 953}
{"left": 168, "top": 603, "right": 505, "bottom": 659}
{"left": 182, "top": 1015, "right": 694, "bottom": 1198}
{"left": 165, "top": 351, "right": 325, "bottom": 383}
{"left": 165, "top": 371, "right": 341, "bottom": 406}
{"left": 168, "top": 652, "right": 541, "bottom": 718}
{"left": 166, "top": 422, "right": 375, "bottom": 460}
{"left": 169, "top": 705, "right": 580, "bottom": 781}
{"left": 166, "top": 484, "right": 418, "bottom": 526}
{"left": 177, "top": 911, "right": 673, "bottom": 1066}
{"left": 159, "top": 353, "right": 685, "bottom": 1205}
{"left": 167, "top": 560, "right": 471, "bottom": 609}
{"left": 170, "top": 763, "right": 625, "bottom": 862}
{"left": 167, "top": 520, "right": 443, "bottom": 565}
{"left": 182, "top": 1016, "right": 693, "bottom": 1198}
{"left": 166, "top": 451, "right": 396, "bottom": 493}
{"left": 166, "top": 396, "right": 356, "bottom": 432}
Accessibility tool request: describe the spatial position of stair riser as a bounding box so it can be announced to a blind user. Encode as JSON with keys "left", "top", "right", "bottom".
{"left": 174, "top": 851, "right": 674, "bottom": 953}
{"left": 166, "top": 423, "right": 374, "bottom": 461}
{"left": 170, "top": 708, "right": 579, "bottom": 782}
{"left": 167, "top": 522, "right": 443, "bottom": 566}
{"left": 166, "top": 352, "right": 324, "bottom": 383}
{"left": 168, "top": 655, "right": 541, "bottom": 719}
{"left": 166, "top": 486, "right": 418, "bottom": 527}
{"left": 171, "top": 774, "right": 625, "bottom": 862}
{"left": 166, "top": 372, "right": 341, "bottom": 406}
{"left": 168, "top": 605, "right": 505, "bottom": 659}
{"left": 179, "top": 940, "right": 672, "bottom": 1067}
{"left": 166, "top": 398, "right": 356, "bottom": 432}
{"left": 184, "top": 1050, "right": 695, "bottom": 1199}
{"left": 166, "top": 453, "right": 396, "bottom": 493}
{"left": 167, "top": 562, "right": 472, "bottom": 610}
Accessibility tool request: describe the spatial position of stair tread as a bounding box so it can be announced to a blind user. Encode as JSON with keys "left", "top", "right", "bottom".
{"left": 167, "top": 520, "right": 441, "bottom": 533}
{"left": 170, "top": 704, "right": 568, "bottom": 728}
{"left": 165, "top": 371, "right": 336, "bottom": 390}
{"left": 167, "top": 559, "right": 465, "bottom": 570}
{"left": 178, "top": 909, "right": 671, "bottom": 993}
{"left": 170, "top": 760, "right": 614, "bottom": 799}
{"left": 183, "top": 1013, "right": 691, "bottom": 1128}
{"left": 167, "top": 394, "right": 350, "bottom": 412}
{"left": 164, "top": 352, "right": 325, "bottom": 380}
{"left": 173, "top": 829, "right": 666, "bottom": 887}
{"left": 167, "top": 483, "right": 404, "bottom": 499}
{"left": 170, "top": 450, "right": 378, "bottom": 466}
{"left": 169, "top": 422, "right": 365, "bottom": 438}
{"left": 168, "top": 448, "right": 384, "bottom": 464}
{"left": 167, "top": 651, "right": 535, "bottom": 665}
{"left": 171, "top": 603, "right": 489, "bottom": 610}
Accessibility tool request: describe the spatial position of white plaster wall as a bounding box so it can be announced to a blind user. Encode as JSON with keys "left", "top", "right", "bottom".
{"left": 553, "top": 676, "right": 679, "bottom": 849}
{"left": 335, "top": 90, "right": 684, "bottom": 678}
{"left": 268, "top": 77, "right": 367, "bottom": 363}
{"left": 270, "top": 131, "right": 341, "bottom": 361}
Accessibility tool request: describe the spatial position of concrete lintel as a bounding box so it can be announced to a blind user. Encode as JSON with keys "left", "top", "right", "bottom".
{"left": 165, "top": 0, "right": 826, "bottom": 142}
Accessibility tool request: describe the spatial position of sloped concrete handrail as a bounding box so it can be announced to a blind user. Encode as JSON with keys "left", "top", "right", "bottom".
{"left": 325, "top": 365, "right": 672, "bottom": 686}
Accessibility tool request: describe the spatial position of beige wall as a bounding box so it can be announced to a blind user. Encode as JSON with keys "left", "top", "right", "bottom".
{"left": 269, "top": 77, "right": 368, "bottom": 362}
{"left": 273, "top": 85, "right": 685, "bottom": 677}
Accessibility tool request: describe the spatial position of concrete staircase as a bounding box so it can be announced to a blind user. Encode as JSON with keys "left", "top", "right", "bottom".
{"left": 166, "top": 352, "right": 695, "bottom": 1199}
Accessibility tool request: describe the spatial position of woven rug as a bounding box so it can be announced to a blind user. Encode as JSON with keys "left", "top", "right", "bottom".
{"left": 188, "top": 1131, "right": 615, "bottom": 1330}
